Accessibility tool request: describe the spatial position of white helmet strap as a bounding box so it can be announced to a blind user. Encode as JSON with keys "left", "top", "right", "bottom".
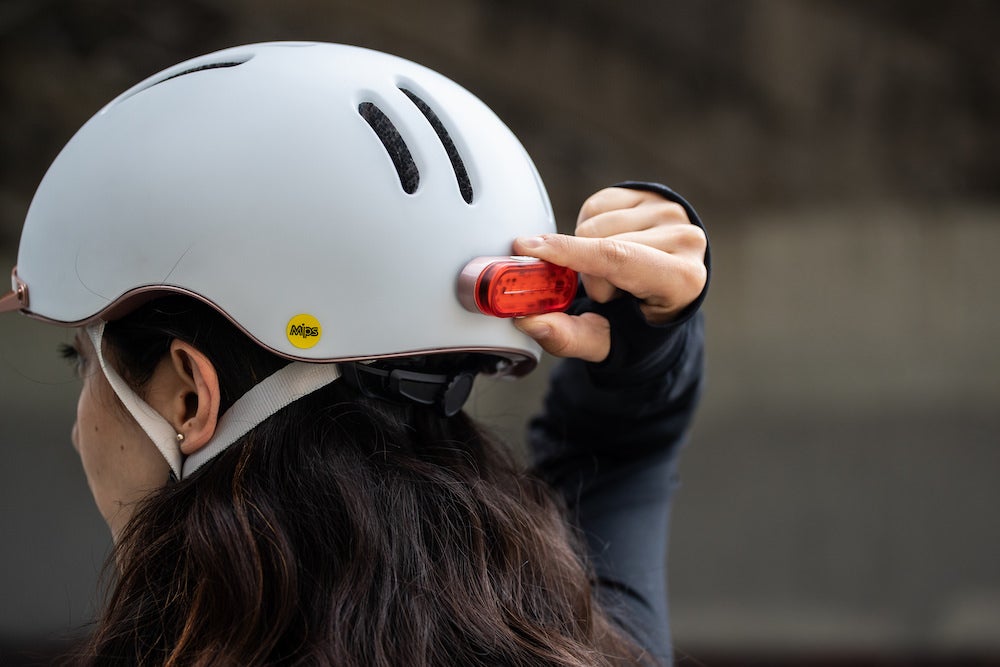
{"left": 85, "top": 322, "right": 342, "bottom": 480}
{"left": 86, "top": 322, "right": 181, "bottom": 475}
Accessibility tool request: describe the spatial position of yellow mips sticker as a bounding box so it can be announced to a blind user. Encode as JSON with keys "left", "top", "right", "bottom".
{"left": 286, "top": 313, "right": 322, "bottom": 349}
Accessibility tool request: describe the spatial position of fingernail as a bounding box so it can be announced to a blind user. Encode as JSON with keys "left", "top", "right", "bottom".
{"left": 515, "top": 319, "right": 551, "bottom": 339}
{"left": 517, "top": 236, "right": 546, "bottom": 249}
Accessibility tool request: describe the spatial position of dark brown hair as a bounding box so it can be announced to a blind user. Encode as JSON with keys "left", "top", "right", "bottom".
{"left": 70, "top": 296, "right": 648, "bottom": 666}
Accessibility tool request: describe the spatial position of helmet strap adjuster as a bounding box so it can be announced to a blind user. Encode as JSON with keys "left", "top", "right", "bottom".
{"left": 341, "top": 362, "right": 474, "bottom": 418}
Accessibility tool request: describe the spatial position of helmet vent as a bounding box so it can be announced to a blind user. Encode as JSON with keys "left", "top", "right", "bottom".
{"left": 399, "top": 88, "right": 474, "bottom": 204}
{"left": 358, "top": 102, "right": 420, "bottom": 194}
{"left": 110, "top": 56, "right": 253, "bottom": 107}
{"left": 158, "top": 61, "right": 248, "bottom": 85}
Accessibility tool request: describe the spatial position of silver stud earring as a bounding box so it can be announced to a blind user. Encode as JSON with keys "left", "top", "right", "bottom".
{"left": 176, "top": 433, "right": 185, "bottom": 443}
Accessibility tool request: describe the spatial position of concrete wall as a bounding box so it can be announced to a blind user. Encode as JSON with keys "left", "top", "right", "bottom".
{"left": 1, "top": 0, "right": 997, "bottom": 660}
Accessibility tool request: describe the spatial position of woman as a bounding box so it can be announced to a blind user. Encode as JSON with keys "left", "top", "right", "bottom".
{"left": 1, "top": 43, "right": 708, "bottom": 665}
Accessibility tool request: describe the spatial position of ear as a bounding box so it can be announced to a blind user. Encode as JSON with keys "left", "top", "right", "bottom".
{"left": 163, "top": 340, "right": 221, "bottom": 455}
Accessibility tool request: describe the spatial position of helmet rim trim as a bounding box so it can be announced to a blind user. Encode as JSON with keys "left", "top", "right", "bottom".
{"left": 14, "top": 281, "right": 538, "bottom": 375}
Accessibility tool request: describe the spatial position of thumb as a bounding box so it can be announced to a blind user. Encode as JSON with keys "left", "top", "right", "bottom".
{"left": 514, "top": 312, "right": 610, "bottom": 363}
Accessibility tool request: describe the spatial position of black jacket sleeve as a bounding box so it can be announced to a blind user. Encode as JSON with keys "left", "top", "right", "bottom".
{"left": 527, "top": 182, "right": 709, "bottom": 665}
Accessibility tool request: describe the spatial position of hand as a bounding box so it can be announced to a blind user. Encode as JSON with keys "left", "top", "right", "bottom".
{"left": 512, "top": 187, "right": 707, "bottom": 363}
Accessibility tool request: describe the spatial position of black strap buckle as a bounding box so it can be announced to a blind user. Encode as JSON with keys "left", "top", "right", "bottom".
{"left": 341, "top": 362, "right": 475, "bottom": 417}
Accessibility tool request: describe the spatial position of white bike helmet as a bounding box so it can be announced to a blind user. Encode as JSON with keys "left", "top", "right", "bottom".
{"left": 2, "top": 42, "right": 569, "bottom": 478}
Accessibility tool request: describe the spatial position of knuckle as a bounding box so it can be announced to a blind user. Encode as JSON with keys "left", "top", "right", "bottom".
{"left": 574, "top": 218, "right": 597, "bottom": 238}
{"left": 653, "top": 201, "right": 687, "bottom": 222}
{"left": 546, "top": 331, "right": 577, "bottom": 358}
{"left": 677, "top": 223, "right": 707, "bottom": 251}
{"left": 597, "top": 238, "right": 635, "bottom": 267}
{"left": 578, "top": 198, "right": 602, "bottom": 224}
{"left": 578, "top": 188, "right": 615, "bottom": 222}
{"left": 682, "top": 261, "right": 708, "bottom": 294}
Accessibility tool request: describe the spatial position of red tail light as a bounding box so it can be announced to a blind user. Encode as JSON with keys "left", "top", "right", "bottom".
{"left": 458, "top": 256, "right": 577, "bottom": 318}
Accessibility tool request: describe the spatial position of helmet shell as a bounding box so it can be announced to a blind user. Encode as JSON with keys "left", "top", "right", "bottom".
{"left": 15, "top": 42, "right": 555, "bottom": 373}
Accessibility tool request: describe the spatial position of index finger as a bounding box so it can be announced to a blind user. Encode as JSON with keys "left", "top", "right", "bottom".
{"left": 512, "top": 233, "right": 696, "bottom": 310}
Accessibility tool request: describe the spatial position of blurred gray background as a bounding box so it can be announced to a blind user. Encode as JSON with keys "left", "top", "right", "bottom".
{"left": 1, "top": 1, "right": 998, "bottom": 664}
